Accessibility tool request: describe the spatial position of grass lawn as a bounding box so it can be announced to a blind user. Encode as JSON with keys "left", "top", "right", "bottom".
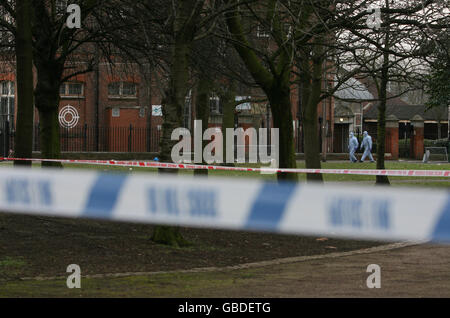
{"left": 2, "top": 159, "right": 448, "bottom": 185}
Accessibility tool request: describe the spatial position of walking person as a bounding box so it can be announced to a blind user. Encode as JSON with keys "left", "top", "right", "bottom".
{"left": 360, "top": 131, "right": 375, "bottom": 163}
{"left": 348, "top": 132, "right": 359, "bottom": 163}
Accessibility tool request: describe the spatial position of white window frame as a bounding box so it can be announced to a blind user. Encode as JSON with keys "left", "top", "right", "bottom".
{"left": 209, "top": 95, "right": 221, "bottom": 114}
{"left": 235, "top": 96, "right": 252, "bottom": 111}
{"left": 108, "top": 82, "right": 138, "bottom": 99}
{"left": 0, "top": 81, "right": 15, "bottom": 129}
{"left": 60, "top": 82, "right": 84, "bottom": 98}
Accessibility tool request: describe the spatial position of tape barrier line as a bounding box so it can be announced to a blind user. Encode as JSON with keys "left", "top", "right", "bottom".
{"left": 0, "top": 167, "right": 449, "bottom": 243}
{"left": 83, "top": 174, "right": 128, "bottom": 218}
{"left": 1, "top": 157, "right": 450, "bottom": 177}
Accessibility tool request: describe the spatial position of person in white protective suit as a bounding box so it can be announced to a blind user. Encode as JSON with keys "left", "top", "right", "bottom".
{"left": 348, "top": 132, "right": 359, "bottom": 163}
{"left": 360, "top": 131, "right": 375, "bottom": 163}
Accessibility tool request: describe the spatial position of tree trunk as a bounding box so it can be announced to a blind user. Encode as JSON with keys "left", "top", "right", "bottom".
{"left": 303, "top": 99, "right": 323, "bottom": 182}
{"left": 38, "top": 107, "right": 61, "bottom": 163}
{"left": 220, "top": 81, "right": 236, "bottom": 166}
{"left": 268, "top": 88, "right": 297, "bottom": 182}
{"left": 34, "top": 70, "right": 63, "bottom": 168}
{"left": 159, "top": 46, "right": 189, "bottom": 162}
{"left": 34, "top": 80, "right": 63, "bottom": 167}
{"left": 152, "top": 0, "right": 203, "bottom": 247}
{"left": 225, "top": 7, "right": 297, "bottom": 182}
{"left": 376, "top": 97, "right": 389, "bottom": 184}
{"left": 376, "top": 0, "right": 391, "bottom": 185}
{"left": 14, "top": 0, "right": 34, "bottom": 167}
{"left": 154, "top": 50, "right": 188, "bottom": 247}
{"left": 32, "top": 2, "right": 65, "bottom": 168}
{"left": 194, "top": 74, "right": 211, "bottom": 176}
{"left": 301, "top": 52, "right": 324, "bottom": 183}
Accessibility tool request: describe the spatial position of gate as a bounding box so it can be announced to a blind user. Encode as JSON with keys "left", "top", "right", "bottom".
{"left": 399, "top": 122, "right": 412, "bottom": 158}
{"left": 333, "top": 123, "right": 349, "bottom": 153}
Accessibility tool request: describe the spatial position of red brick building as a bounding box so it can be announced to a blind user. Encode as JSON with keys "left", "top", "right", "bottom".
{"left": 1, "top": 53, "right": 336, "bottom": 155}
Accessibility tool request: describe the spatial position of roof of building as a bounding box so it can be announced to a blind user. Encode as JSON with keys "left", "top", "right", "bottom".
{"left": 364, "top": 103, "right": 448, "bottom": 121}
{"left": 363, "top": 82, "right": 411, "bottom": 107}
{"left": 334, "top": 75, "right": 448, "bottom": 122}
{"left": 336, "top": 73, "right": 412, "bottom": 106}
{"left": 334, "top": 77, "right": 374, "bottom": 101}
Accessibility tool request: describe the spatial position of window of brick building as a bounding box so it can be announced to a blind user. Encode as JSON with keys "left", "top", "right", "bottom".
{"left": 235, "top": 96, "right": 251, "bottom": 111}
{"left": 108, "top": 82, "right": 137, "bottom": 98}
{"left": 108, "top": 82, "right": 120, "bottom": 96}
{"left": 60, "top": 82, "right": 84, "bottom": 97}
{"left": 0, "top": 81, "right": 15, "bottom": 130}
{"left": 122, "top": 82, "right": 136, "bottom": 96}
{"left": 209, "top": 94, "right": 221, "bottom": 114}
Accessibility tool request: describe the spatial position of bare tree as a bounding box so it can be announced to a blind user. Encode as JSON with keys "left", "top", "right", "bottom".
{"left": 13, "top": 0, "right": 34, "bottom": 166}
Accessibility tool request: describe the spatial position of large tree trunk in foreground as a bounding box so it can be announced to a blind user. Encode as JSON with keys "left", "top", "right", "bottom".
{"left": 152, "top": 0, "right": 203, "bottom": 247}
{"left": 153, "top": 68, "right": 189, "bottom": 247}
{"left": 34, "top": 79, "right": 63, "bottom": 168}
{"left": 38, "top": 107, "right": 61, "bottom": 164}
{"left": 268, "top": 88, "right": 297, "bottom": 182}
{"left": 300, "top": 51, "right": 324, "bottom": 183}
{"left": 14, "top": 0, "right": 34, "bottom": 167}
{"left": 220, "top": 82, "right": 236, "bottom": 166}
{"left": 153, "top": 90, "right": 191, "bottom": 247}
{"left": 376, "top": 1, "right": 391, "bottom": 185}
{"left": 32, "top": 3, "right": 65, "bottom": 168}
{"left": 303, "top": 99, "right": 323, "bottom": 182}
{"left": 376, "top": 97, "right": 390, "bottom": 185}
{"left": 225, "top": 9, "right": 297, "bottom": 182}
{"left": 194, "top": 73, "right": 211, "bottom": 177}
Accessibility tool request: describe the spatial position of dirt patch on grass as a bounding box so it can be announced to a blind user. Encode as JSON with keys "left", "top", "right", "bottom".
{"left": 0, "top": 213, "right": 382, "bottom": 281}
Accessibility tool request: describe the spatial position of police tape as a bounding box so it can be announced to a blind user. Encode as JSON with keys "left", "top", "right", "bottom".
{"left": 0, "top": 166, "right": 449, "bottom": 243}
{"left": 1, "top": 157, "right": 449, "bottom": 177}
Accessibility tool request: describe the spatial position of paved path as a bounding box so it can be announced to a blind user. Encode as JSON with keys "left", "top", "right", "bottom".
{"left": 199, "top": 243, "right": 450, "bottom": 297}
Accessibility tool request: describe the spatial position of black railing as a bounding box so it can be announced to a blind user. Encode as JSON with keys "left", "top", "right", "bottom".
{"left": 9, "top": 124, "right": 162, "bottom": 153}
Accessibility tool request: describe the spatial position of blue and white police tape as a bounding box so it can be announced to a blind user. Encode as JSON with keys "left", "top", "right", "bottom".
{"left": 0, "top": 167, "right": 449, "bottom": 243}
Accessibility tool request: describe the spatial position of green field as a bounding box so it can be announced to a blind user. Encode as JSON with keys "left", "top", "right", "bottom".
{"left": 1, "top": 159, "right": 448, "bottom": 186}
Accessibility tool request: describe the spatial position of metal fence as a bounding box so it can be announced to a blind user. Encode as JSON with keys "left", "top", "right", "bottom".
{"left": 6, "top": 124, "right": 162, "bottom": 154}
